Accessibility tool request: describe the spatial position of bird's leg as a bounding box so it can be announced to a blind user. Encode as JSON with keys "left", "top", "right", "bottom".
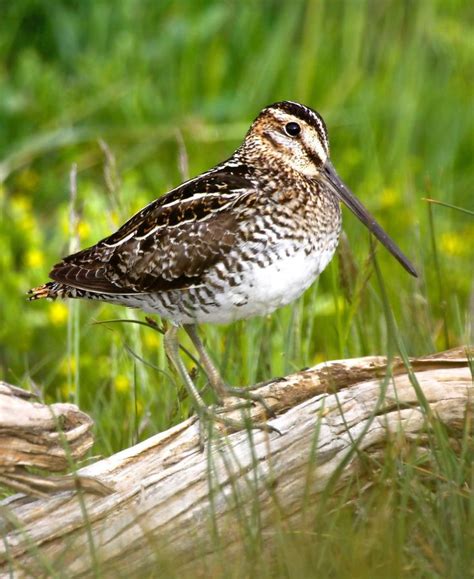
{"left": 164, "top": 326, "right": 279, "bottom": 442}
{"left": 182, "top": 324, "right": 227, "bottom": 399}
{"left": 183, "top": 324, "right": 275, "bottom": 417}
{"left": 164, "top": 325, "right": 210, "bottom": 415}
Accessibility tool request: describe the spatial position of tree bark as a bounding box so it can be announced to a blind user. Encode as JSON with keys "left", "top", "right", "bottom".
{"left": 0, "top": 347, "right": 471, "bottom": 577}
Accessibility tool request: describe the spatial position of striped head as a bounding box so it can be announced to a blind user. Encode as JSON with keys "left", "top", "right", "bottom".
{"left": 242, "top": 100, "right": 330, "bottom": 176}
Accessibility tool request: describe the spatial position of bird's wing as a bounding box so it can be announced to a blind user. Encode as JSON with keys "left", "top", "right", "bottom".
{"left": 49, "top": 169, "right": 256, "bottom": 294}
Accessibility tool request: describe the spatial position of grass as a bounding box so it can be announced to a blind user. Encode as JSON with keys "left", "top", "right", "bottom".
{"left": 0, "top": 0, "right": 472, "bottom": 576}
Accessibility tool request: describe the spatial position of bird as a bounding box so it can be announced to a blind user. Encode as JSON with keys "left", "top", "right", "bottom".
{"left": 29, "top": 100, "right": 417, "bottom": 434}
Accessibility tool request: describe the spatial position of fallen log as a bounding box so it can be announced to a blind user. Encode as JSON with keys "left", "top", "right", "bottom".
{"left": 0, "top": 382, "right": 107, "bottom": 497}
{"left": 0, "top": 347, "right": 471, "bottom": 577}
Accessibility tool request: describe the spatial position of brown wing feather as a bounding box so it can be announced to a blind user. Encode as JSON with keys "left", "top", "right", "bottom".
{"left": 49, "top": 169, "right": 252, "bottom": 295}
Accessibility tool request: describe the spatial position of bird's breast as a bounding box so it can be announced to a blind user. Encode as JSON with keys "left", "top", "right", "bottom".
{"left": 198, "top": 226, "right": 341, "bottom": 324}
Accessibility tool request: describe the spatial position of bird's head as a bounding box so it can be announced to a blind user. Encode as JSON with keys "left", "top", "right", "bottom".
{"left": 243, "top": 100, "right": 329, "bottom": 177}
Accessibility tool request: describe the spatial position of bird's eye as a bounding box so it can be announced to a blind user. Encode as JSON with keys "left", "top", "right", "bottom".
{"left": 284, "top": 122, "right": 301, "bottom": 137}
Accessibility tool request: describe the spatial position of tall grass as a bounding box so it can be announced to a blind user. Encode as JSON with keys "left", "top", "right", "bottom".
{"left": 0, "top": 0, "right": 472, "bottom": 576}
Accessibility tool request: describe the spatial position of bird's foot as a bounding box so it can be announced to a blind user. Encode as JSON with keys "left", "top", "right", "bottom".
{"left": 216, "top": 385, "right": 276, "bottom": 418}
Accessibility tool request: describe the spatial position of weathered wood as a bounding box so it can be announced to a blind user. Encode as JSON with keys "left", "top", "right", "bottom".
{"left": 0, "top": 347, "right": 471, "bottom": 577}
{"left": 0, "top": 382, "right": 108, "bottom": 497}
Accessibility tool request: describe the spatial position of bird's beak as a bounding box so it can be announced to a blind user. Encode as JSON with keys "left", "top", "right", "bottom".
{"left": 321, "top": 161, "right": 418, "bottom": 277}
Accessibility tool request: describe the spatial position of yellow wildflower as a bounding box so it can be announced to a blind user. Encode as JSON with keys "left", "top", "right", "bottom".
{"left": 439, "top": 232, "right": 467, "bottom": 257}
{"left": 115, "top": 374, "right": 130, "bottom": 393}
{"left": 11, "top": 195, "right": 32, "bottom": 213}
{"left": 379, "top": 188, "right": 400, "bottom": 209}
{"left": 49, "top": 302, "right": 69, "bottom": 326}
{"left": 25, "top": 248, "right": 44, "bottom": 268}
{"left": 144, "top": 332, "right": 160, "bottom": 349}
{"left": 77, "top": 220, "right": 91, "bottom": 240}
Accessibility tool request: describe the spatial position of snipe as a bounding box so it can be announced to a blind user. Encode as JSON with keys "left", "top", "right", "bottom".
{"left": 29, "top": 101, "right": 417, "bottom": 434}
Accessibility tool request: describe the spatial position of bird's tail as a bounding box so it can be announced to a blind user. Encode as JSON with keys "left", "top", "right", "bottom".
{"left": 28, "top": 281, "right": 71, "bottom": 301}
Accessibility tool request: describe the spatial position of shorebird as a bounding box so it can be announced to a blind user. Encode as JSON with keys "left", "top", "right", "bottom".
{"left": 29, "top": 101, "right": 417, "bottom": 433}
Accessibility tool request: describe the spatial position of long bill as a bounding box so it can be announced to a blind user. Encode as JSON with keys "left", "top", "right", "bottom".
{"left": 322, "top": 161, "right": 418, "bottom": 277}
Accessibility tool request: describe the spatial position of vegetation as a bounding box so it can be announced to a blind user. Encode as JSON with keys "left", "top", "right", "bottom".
{"left": 0, "top": 0, "right": 472, "bottom": 576}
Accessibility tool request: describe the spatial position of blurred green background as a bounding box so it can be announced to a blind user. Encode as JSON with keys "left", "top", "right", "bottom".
{"left": 1, "top": 0, "right": 472, "bottom": 448}
{"left": 0, "top": 1, "right": 472, "bottom": 576}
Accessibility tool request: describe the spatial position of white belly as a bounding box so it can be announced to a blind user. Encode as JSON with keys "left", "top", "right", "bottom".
{"left": 197, "top": 241, "right": 338, "bottom": 324}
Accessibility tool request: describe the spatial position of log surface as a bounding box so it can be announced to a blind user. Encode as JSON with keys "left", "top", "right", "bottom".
{"left": 0, "top": 348, "right": 471, "bottom": 577}
{"left": 0, "top": 382, "right": 102, "bottom": 497}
